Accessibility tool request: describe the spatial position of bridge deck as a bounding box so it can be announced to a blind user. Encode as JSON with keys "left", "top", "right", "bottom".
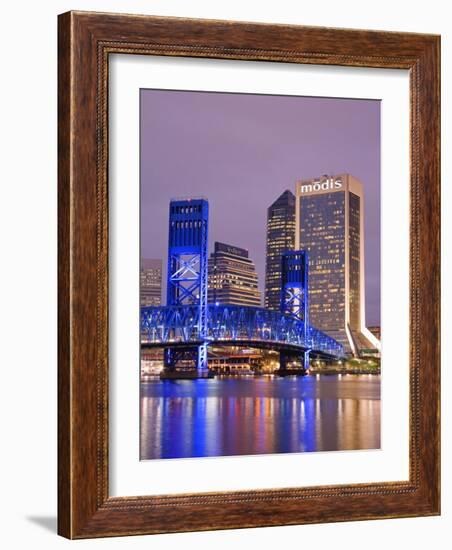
{"left": 141, "top": 304, "right": 343, "bottom": 358}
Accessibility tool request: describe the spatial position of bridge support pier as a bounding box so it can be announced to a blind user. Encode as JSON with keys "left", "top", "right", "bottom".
{"left": 277, "top": 349, "right": 310, "bottom": 376}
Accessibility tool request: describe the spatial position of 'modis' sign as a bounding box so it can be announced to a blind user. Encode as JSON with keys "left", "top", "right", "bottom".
{"left": 299, "top": 176, "right": 343, "bottom": 194}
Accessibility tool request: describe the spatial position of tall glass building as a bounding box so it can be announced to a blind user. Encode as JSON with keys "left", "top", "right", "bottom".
{"left": 264, "top": 190, "right": 296, "bottom": 310}
{"left": 295, "top": 174, "right": 380, "bottom": 355}
{"left": 140, "top": 258, "right": 162, "bottom": 307}
{"left": 208, "top": 242, "right": 261, "bottom": 307}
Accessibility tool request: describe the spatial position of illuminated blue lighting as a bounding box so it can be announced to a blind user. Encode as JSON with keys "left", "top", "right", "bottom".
{"left": 141, "top": 303, "right": 343, "bottom": 358}
{"left": 165, "top": 198, "right": 209, "bottom": 373}
{"left": 150, "top": 199, "right": 343, "bottom": 376}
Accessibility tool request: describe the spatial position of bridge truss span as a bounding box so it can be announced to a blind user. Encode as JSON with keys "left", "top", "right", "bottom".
{"left": 141, "top": 304, "right": 343, "bottom": 358}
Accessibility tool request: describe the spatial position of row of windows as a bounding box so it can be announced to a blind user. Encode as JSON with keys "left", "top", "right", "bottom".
{"left": 170, "top": 220, "right": 203, "bottom": 229}
{"left": 170, "top": 204, "right": 204, "bottom": 215}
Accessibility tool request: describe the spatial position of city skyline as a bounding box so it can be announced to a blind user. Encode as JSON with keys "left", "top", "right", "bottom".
{"left": 141, "top": 197, "right": 344, "bottom": 378}
{"left": 141, "top": 89, "right": 380, "bottom": 324}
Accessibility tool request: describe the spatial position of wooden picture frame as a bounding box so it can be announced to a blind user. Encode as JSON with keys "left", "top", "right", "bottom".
{"left": 58, "top": 11, "right": 440, "bottom": 538}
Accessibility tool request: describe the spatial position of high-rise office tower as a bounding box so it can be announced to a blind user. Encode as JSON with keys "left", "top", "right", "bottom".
{"left": 264, "top": 190, "right": 296, "bottom": 310}
{"left": 208, "top": 242, "right": 261, "bottom": 307}
{"left": 295, "top": 174, "right": 380, "bottom": 355}
{"left": 140, "top": 258, "right": 162, "bottom": 307}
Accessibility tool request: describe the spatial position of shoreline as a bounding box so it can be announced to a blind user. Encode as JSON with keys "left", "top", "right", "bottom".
{"left": 141, "top": 371, "right": 380, "bottom": 382}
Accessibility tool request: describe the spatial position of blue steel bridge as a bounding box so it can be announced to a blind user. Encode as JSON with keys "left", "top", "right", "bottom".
{"left": 142, "top": 197, "right": 343, "bottom": 377}
{"left": 141, "top": 304, "right": 343, "bottom": 357}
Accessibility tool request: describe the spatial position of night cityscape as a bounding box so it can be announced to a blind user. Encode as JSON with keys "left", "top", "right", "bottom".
{"left": 141, "top": 175, "right": 380, "bottom": 379}
{"left": 139, "top": 90, "right": 381, "bottom": 460}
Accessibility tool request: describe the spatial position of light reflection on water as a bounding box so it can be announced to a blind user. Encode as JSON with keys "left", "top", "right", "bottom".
{"left": 140, "top": 375, "right": 380, "bottom": 460}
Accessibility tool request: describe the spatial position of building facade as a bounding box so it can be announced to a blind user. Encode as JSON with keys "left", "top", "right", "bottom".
{"left": 140, "top": 258, "right": 162, "bottom": 307}
{"left": 264, "top": 190, "right": 296, "bottom": 310}
{"left": 208, "top": 242, "right": 261, "bottom": 307}
{"left": 295, "top": 174, "right": 380, "bottom": 355}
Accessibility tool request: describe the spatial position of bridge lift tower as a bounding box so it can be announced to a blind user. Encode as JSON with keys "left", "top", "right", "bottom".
{"left": 163, "top": 198, "right": 210, "bottom": 377}
{"left": 279, "top": 250, "right": 310, "bottom": 373}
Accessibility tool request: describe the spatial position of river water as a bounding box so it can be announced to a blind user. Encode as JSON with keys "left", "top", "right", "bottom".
{"left": 140, "top": 374, "right": 380, "bottom": 460}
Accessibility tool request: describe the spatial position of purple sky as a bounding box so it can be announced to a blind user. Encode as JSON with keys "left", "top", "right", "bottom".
{"left": 141, "top": 89, "right": 380, "bottom": 325}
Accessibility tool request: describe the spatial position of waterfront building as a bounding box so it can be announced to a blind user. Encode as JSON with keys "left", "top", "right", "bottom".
{"left": 264, "top": 190, "right": 296, "bottom": 310}
{"left": 208, "top": 242, "right": 261, "bottom": 307}
{"left": 208, "top": 349, "right": 262, "bottom": 375}
{"left": 295, "top": 174, "right": 380, "bottom": 355}
{"left": 140, "top": 258, "right": 162, "bottom": 307}
{"left": 141, "top": 349, "right": 164, "bottom": 379}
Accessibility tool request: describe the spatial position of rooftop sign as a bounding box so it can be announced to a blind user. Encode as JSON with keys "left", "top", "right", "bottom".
{"left": 214, "top": 242, "right": 249, "bottom": 258}
{"left": 299, "top": 176, "right": 343, "bottom": 194}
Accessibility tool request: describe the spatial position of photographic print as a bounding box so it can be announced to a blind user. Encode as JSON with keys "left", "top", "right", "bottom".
{"left": 139, "top": 89, "right": 381, "bottom": 460}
